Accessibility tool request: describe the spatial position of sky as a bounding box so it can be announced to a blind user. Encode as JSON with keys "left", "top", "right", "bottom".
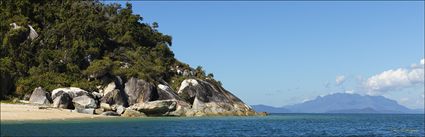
{"left": 104, "top": 1, "right": 424, "bottom": 109}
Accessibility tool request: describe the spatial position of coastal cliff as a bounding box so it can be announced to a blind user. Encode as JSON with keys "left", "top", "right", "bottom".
{"left": 28, "top": 78, "right": 257, "bottom": 117}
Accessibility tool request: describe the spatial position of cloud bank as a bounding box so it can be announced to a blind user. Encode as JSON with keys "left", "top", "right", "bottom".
{"left": 364, "top": 59, "right": 424, "bottom": 95}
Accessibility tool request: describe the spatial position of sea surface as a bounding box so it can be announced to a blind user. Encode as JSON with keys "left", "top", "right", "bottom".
{"left": 1, "top": 114, "right": 424, "bottom": 136}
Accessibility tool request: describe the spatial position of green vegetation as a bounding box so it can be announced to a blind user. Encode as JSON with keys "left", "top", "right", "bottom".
{"left": 0, "top": 0, "right": 213, "bottom": 99}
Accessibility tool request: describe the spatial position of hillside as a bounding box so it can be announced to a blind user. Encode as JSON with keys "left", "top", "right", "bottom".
{"left": 0, "top": 0, "right": 258, "bottom": 117}
{"left": 253, "top": 93, "right": 421, "bottom": 114}
{"left": 0, "top": 0, "right": 212, "bottom": 99}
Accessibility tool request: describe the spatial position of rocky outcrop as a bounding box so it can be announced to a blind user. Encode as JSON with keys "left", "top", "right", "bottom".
{"left": 124, "top": 77, "right": 158, "bottom": 105}
{"left": 27, "top": 77, "right": 258, "bottom": 117}
{"left": 9, "top": 23, "right": 38, "bottom": 40}
{"left": 29, "top": 87, "right": 52, "bottom": 105}
{"left": 28, "top": 25, "right": 38, "bottom": 40}
{"left": 178, "top": 79, "right": 256, "bottom": 116}
{"left": 51, "top": 87, "right": 97, "bottom": 110}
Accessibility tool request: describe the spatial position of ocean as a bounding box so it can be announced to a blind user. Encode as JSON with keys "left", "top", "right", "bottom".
{"left": 1, "top": 114, "right": 424, "bottom": 136}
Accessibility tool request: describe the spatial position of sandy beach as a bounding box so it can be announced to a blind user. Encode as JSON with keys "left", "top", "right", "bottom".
{"left": 0, "top": 103, "right": 106, "bottom": 121}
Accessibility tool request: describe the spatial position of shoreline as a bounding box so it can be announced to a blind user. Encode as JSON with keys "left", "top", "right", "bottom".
{"left": 0, "top": 103, "right": 109, "bottom": 121}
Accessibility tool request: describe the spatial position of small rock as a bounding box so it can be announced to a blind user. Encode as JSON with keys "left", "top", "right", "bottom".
{"left": 12, "top": 98, "right": 19, "bottom": 103}
{"left": 258, "top": 112, "right": 268, "bottom": 116}
{"left": 74, "top": 108, "right": 95, "bottom": 114}
{"left": 101, "top": 111, "right": 120, "bottom": 116}
{"left": 116, "top": 106, "right": 126, "bottom": 114}
{"left": 19, "top": 100, "right": 29, "bottom": 104}
{"left": 95, "top": 108, "right": 105, "bottom": 114}
{"left": 100, "top": 103, "right": 112, "bottom": 111}
{"left": 38, "top": 106, "right": 51, "bottom": 109}
{"left": 23, "top": 93, "right": 31, "bottom": 101}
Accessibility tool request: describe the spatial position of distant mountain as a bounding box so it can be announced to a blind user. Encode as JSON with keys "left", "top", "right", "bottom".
{"left": 251, "top": 105, "right": 290, "bottom": 113}
{"left": 254, "top": 93, "right": 423, "bottom": 114}
{"left": 285, "top": 93, "right": 412, "bottom": 113}
{"left": 325, "top": 107, "right": 397, "bottom": 114}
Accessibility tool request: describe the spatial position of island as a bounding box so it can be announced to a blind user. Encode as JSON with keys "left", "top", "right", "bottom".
{"left": 0, "top": 0, "right": 261, "bottom": 120}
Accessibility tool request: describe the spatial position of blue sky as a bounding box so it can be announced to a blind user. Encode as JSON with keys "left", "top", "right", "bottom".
{"left": 105, "top": 1, "right": 424, "bottom": 109}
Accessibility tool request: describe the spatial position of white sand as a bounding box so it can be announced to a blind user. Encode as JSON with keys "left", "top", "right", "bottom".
{"left": 0, "top": 103, "right": 105, "bottom": 121}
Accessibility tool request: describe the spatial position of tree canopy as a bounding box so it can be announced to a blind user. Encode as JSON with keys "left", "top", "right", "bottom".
{"left": 0, "top": 0, "right": 211, "bottom": 99}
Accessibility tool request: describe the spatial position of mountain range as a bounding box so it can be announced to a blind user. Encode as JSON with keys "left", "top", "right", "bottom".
{"left": 252, "top": 93, "right": 424, "bottom": 114}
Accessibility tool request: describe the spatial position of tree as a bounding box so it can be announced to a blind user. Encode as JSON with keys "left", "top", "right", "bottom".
{"left": 0, "top": 0, "right": 214, "bottom": 99}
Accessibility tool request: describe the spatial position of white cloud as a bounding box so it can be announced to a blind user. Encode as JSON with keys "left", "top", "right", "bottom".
{"left": 421, "top": 59, "right": 424, "bottom": 65}
{"left": 364, "top": 59, "right": 424, "bottom": 95}
{"left": 335, "top": 75, "right": 346, "bottom": 86}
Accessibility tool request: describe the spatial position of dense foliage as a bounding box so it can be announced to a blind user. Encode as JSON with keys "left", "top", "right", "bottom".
{"left": 0, "top": 0, "right": 212, "bottom": 99}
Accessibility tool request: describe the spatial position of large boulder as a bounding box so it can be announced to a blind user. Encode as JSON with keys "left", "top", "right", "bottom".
{"left": 52, "top": 87, "right": 89, "bottom": 99}
{"left": 124, "top": 77, "right": 157, "bottom": 105}
{"left": 122, "top": 109, "right": 146, "bottom": 117}
{"left": 52, "top": 92, "right": 73, "bottom": 109}
{"left": 178, "top": 79, "right": 256, "bottom": 116}
{"left": 129, "top": 100, "right": 177, "bottom": 116}
{"left": 100, "top": 89, "right": 128, "bottom": 107}
{"left": 72, "top": 95, "right": 97, "bottom": 109}
{"left": 29, "top": 87, "right": 52, "bottom": 105}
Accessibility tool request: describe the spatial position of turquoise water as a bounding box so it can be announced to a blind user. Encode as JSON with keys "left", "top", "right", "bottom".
{"left": 1, "top": 114, "right": 424, "bottom": 136}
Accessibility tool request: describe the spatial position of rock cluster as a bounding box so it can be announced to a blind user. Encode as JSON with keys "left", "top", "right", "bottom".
{"left": 27, "top": 78, "right": 258, "bottom": 117}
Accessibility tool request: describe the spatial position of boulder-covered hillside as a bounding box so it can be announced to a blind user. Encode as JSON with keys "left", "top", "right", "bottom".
{"left": 0, "top": 0, "right": 257, "bottom": 116}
